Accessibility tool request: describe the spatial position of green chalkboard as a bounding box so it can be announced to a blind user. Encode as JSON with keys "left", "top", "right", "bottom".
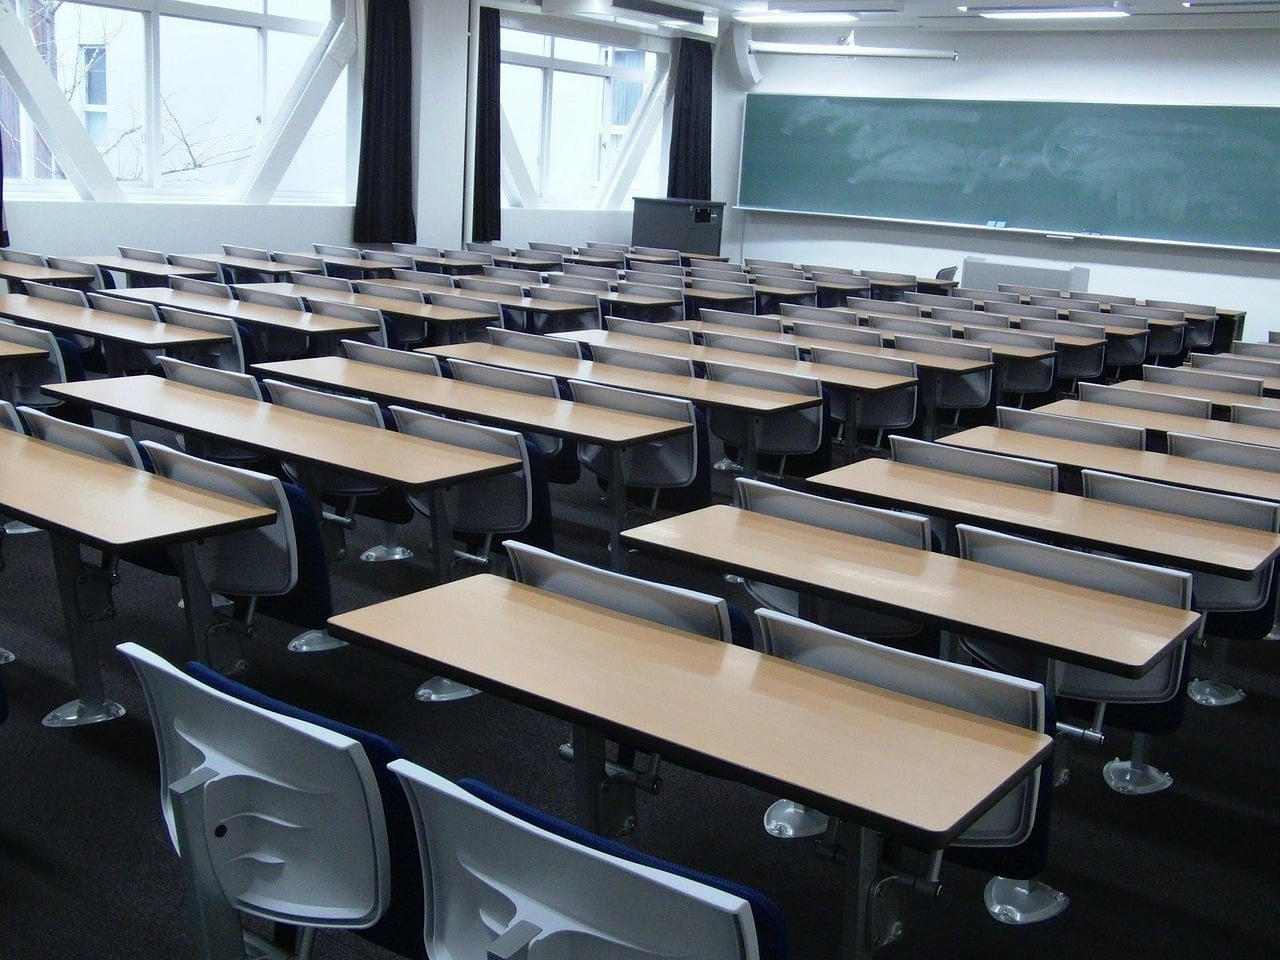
{"left": 737, "top": 94, "right": 1280, "bottom": 251}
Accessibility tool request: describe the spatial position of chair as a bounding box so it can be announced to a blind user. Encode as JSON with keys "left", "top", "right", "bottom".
{"left": 262, "top": 379, "right": 400, "bottom": 574}
{"left": 629, "top": 245, "right": 682, "bottom": 265}
{"left": 1167, "top": 431, "right": 1280, "bottom": 472}
{"left": 157, "top": 357, "right": 267, "bottom": 468}
{"left": 86, "top": 292, "right": 165, "bottom": 374}
{"left": 905, "top": 291, "right": 976, "bottom": 311}
{"left": 1229, "top": 402, "right": 1280, "bottom": 429}
{"left": 983, "top": 301, "right": 1059, "bottom": 320}
{"left": 426, "top": 290, "right": 503, "bottom": 340}
{"left": 702, "top": 330, "right": 800, "bottom": 359}
{"left": 352, "top": 281, "right": 430, "bottom": 347}
{"left": 1143, "top": 364, "right": 1263, "bottom": 397}
{"left": 166, "top": 254, "right": 220, "bottom": 277}
{"left": 890, "top": 435, "right": 1058, "bottom": 489}
{"left": 359, "top": 249, "right": 416, "bottom": 271}
{"left": 340, "top": 339, "right": 443, "bottom": 376}
{"left": 893, "top": 335, "right": 994, "bottom": 438}
{"left": 482, "top": 265, "right": 543, "bottom": 285}
{"left": 118, "top": 245, "right": 168, "bottom": 263}
{"left": 312, "top": 242, "right": 362, "bottom": 279}
{"left": 932, "top": 307, "right": 1008, "bottom": 328}
{"left": 1145, "top": 298, "right": 1217, "bottom": 353}
{"left": 1231, "top": 340, "right": 1280, "bottom": 360}
{"left": 810, "top": 271, "right": 870, "bottom": 307}
{"left": 528, "top": 285, "right": 601, "bottom": 334}
{"left": 1018, "top": 316, "right": 1108, "bottom": 395}
{"left": 1077, "top": 382, "right": 1212, "bottom": 419}
{"left": 591, "top": 342, "right": 696, "bottom": 376}
{"left": 563, "top": 262, "right": 622, "bottom": 281}
{"left": 159, "top": 307, "right": 246, "bottom": 372}
{"left": 170, "top": 276, "right": 235, "bottom": 298}
{"left": 21, "top": 280, "right": 100, "bottom": 361}
{"left": 233, "top": 286, "right": 313, "bottom": 359}
{"left": 998, "top": 283, "right": 1062, "bottom": 298}
{"left": 0, "top": 398, "right": 21, "bottom": 431}
{"left": 117, "top": 642, "right": 400, "bottom": 960}
{"left": 447, "top": 358, "right": 568, "bottom": 469}
{"left": 865, "top": 314, "right": 952, "bottom": 339}
{"left": 700, "top": 308, "right": 783, "bottom": 332}
{"left": 1068, "top": 309, "right": 1150, "bottom": 379}
{"left": 0, "top": 248, "right": 45, "bottom": 266}
{"left": 604, "top": 314, "right": 695, "bottom": 343}
{"left": 487, "top": 325, "right": 583, "bottom": 359}
{"left": 307, "top": 299, "right": 389, "bottom": 348}
{"left": 1114, "top": 305, "right": 1186, "bottom": 365}
{"left": 845, "top": 296, "right": 920, "bottom": 317}
{"left": 270, "top": 251, "right": 327, "bottom": 274}
{"left": 751, "top": 275, "right": 817, "bottom": 313}
{"left": 859, "top": 269, "right": 918, "bottom": 300}
{"left": 527, "top": 240, "right": 574, "bottom": 255}
{"left": 1030, "top": 294, "right": 1098, "bottom": 312}
{"left": 391, "top": 268, "right": 456, "bottom": 292}
{"left": 1072, "top": 289, "right": 1134, "bottom": 306}
{"left": 569, "top": 380, "right": 701, "bottom": 514}
{"left": 389, "top": 758, "right": 781, "bottom": 960}
{"left": 47, "top": 255, "right": 112, "bottom": 290}
{"left": 391, "top": 241, "right": 440, "bottom": 257}
{"left": 957, "top": 524, "right": 1196, "bottom": 798}
{"left": 21, "top": 406, "right": 143, "bottom": 468}
{"left": 746, "top": 257, "right": 797, "bottom": 271}
{"left": 464, "top": 240, "right": 512, "bottom": 257}
{"left": 956, "top": 286, "right": 1018, "bottom": 303}
{"left": 1082, "top": 469, "right": 1280, "bottom": 709}
{"left": 705, "top": 364, "right": 823, "bottom": 478}
{"left": 745, "top": 265, "right": 803, "bottom": 280}
{"left": 779, "top": 303, "right": 858, "bottom": 327}
{"left": 790, "top": 320, "right": 882, "bottom": 348}
{"left": 614, "top": 281, "right": 685, "bottom": 322}
{"left": 964, "top": 327, "right": 1057, "bottom": 408}
{"left": 0, "top": 320, "right": 81, "bottom": 416}
{"left": 547, "top": 273, "right": 611, "bottom": 293}
{"left": 1190, "top": 351, "right": 1280, "bottom": 380}
{"left": 291, "top": 271, "right": 355, "bottom": 292}
{"left": 754, "top": 608, "right": 1058, "bottom": 925}
{"left": 809, "top": 346, "right": 917, "bottom": 458}
{"left": 996, "top": 406, "right": 1144, "bottom": 449}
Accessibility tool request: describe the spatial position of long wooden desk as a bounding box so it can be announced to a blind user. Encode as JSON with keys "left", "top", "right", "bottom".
{"left": 231, "top": 281, "right": 497, "bottom": 344}
{"left": 77, "top": 254, "right": 217, "bottom": 286}
{"left": 0, "top": 339, "right": 47, "bottom": 361}
{"left": 623, "top": 505, "right": 1202, "bottom": 678}
{"left": 251, "top": 356, "right": 692, "bottom": 569}
{"left": 0, "top": 261, "right": 95, "bottom": 289}
{"left": 329, "top": 573, "right": 1053, "bottom": 960}
{"left": 1036, "top": 398, "right": 1280, "bottom": 451}
{"left": 43, "top": 376, "right": 522, "bottom": 580}
{"left": 0, "top": 429, "right": 274, "bottom": 726}
{"left": 1114, "top": 378, "right": 1280, "bottom": 414}
{"left": 939, "top": 426, "right": 1280, "bottom": 502}
{"left": 808, "top": 458, "right": 1280, "bottom": 580}
{"left": 186, "top": 253, "right": 319, "bottom": 279}
{"left": 597, "top": 287, "right": 686, "bottom": 320}
{"left": 277, "top": 251, "right": 397, "bottom": 277}
{"left": 0, "top": 293, "right": 230, "bottom": 354}
{"left": 418, "top": 341, "right": 823, "bottom": 478}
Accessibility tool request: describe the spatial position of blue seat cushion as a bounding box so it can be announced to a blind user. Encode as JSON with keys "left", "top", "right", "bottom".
{"left": 458, "top": 777, "right": 787, "bottom": 960}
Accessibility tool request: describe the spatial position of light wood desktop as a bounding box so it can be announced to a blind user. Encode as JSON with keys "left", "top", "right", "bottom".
{"left": 0, "top": 293, "right": 231, "bottom": 352}
{"left": 940, "top": 426, "right": 1280, "bottom": 502}
{"left": 419, "top": 341, "right": 822, "bottom": 478}
{"left": 1036, "top": 398, "right": 1280, "bottom": 450}
{"left": 0, "top": 429, "right": 273, "bottom": 726}
{"left": 77, "top": 255, "right": 217, "bottom": 285}
{"left": 0, "top": 261, "right": 95, "bottom": 288}
{"left": 42, "top": 375, "right": 522, "bottom": 580}
{"left": 328, "top": 573, "right": 1053, "bottom": 960}
{"left": 251, "top": 355, "right": 692, "bottom": 568}
{"left": 187, "top": 253, "right": 320, "bottom": 279}
{"left": 808, "top": 458, "right": 1280, "bottom": 580}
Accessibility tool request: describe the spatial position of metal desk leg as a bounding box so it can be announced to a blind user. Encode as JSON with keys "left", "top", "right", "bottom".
{"left": 570, "top": 724, "right": 637, "bottom": 838}
{"left": 607, "top": 448, "right": 629, "bottom": 572}
{"left": 171, "top": 541, "right": 216, "bottom": 666}
{"left": 415, "top": 489, "right": 478, "bottom": 702}
{"left": 841, "top": 827, "right": 894, "bottom": 960}
{"left": 43, "top": 533, "right": 125, "bottom": 727}
{"left": 919, "top": 371, "right": 940, "bottom": 442}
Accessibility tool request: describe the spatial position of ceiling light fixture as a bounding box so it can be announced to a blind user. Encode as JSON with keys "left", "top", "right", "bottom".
{"left": 957, "top": 4, "right": 1130, "bottom": 17}
{"left": 747, "top": 31, "right": 958, "bottom": 58}
{"left": 1181, "top": 0, "right": 1280, "bottom": 7}
{"left": 735, "top": 11, "right": 860, "bottom": 23}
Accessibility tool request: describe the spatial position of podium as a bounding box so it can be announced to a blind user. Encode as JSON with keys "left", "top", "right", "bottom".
{"left": 631, "top": 198, "right": 724, "bottom": 257}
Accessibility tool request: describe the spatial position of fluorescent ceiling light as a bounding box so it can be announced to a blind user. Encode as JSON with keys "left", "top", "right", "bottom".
{"left": 958, "top": 4, "right": 1130, "bottom": 17}
{"left": 1181, "top": 0, "right": 1280, "bottom": 6}
{"left": 736, "top": 11, "right": 859, "bottom": 22}
{"left": 748, "top": 38, "right": 958, "bottom": 58}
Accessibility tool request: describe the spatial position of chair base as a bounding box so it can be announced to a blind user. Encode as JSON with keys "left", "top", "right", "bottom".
{"left": 712, "top": 456, "right": 742, "bottom": 473}
{"left": 763, "top": 799, "right": 829, "bottom": 839}
{"left": 4, "top": 519, "right": 40, "bottom": 535}
{"left": 1102, "top": 758, "right": 1173, "bottom": 795}
{"left": 358, "top": 543, "right": 414, "bottom": 563}
{"left": 42, "top": 696, "right": 126, "bottom": 728}
{"left": 414, "top": 676, "right": 480, "bottom": 702}
{"left": 286, "top": 629, "right": 347, "bottom": 653}
{"left": 0, "top": 647, "right": 14, "bottom": 665}
{"left": 984, "top": 877, "right": 1069, "bottom": 925}
{"left": 1187, "top": 677, "right": 1245, "bottom": 707}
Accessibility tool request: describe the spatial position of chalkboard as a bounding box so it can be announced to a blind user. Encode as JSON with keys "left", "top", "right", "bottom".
{"left": 737, "top": 94, "right": 1280, "bottom": 251}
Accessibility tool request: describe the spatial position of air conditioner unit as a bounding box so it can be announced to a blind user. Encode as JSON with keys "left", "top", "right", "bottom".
{"left": 539, "top": 0, "right": 720, "bottom": 37}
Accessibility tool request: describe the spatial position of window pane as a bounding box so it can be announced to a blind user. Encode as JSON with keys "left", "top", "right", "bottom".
{"left": 269, "top": 0, "right": 330, "bottom": 17}
{"left": 500, "top": 28, "right": 547, "bottom": 57}
{"left": 82, "top": 46, "right": 107, "bottom": 105}
{"left": 501, "top": 63, "right": 543, "bottom": 192}
{"left": 551, "top": 37, "right": 604, "bottom": 67}
{"left": 272, "top": 32, "right": 347, "bottom": 198}
{"left": 159, "top": 17, "right": 260, "bottom": 189}
{"left": 545, "top": 71, "right": 603, "bottom": 204}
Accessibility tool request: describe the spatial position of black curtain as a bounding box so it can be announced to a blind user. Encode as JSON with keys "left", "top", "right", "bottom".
{"left": 471, "top": 6, "right": 502, "bottom": 243}
{"left": 0, "top": 141, "right": 8, "bottom": 247}
{"left": 353, "top": 0, "right": 416, "bottom": 243}
{"left": 666, "top": 38, "right": 713, "bottom": 201}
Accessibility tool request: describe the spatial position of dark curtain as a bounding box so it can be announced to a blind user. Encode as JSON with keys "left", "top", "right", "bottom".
{"left": 666, "top": 38, "right": 713, "bottom": 201}
{"left": 471, "top": 6, "right": 502, "bottom": 243}
{"left": 1, "top": 142, "right": 8, "bottom": 247}
{"left": 353, "top": 0, "right": 416, "bottom": 243}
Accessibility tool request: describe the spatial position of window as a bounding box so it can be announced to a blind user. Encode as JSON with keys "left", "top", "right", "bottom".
{"left": 499, "top": 26, "right": 668, "bottom": 210}
{"left": 0, "top": 0, "right": 351, "bottom": 200}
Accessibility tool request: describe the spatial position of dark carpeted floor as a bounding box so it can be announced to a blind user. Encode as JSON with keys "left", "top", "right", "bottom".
{"left": 2, "top": 425, "right": 1279, "bottom": 960}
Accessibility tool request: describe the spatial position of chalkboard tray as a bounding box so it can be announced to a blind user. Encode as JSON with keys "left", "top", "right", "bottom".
{"left": 737, "top": 94, "right": 1280, "bottom": 252}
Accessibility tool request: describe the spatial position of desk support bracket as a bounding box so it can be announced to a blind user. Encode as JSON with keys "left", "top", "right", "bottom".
{"left": 570, "top": 725, "right": 638, "bottom": 838}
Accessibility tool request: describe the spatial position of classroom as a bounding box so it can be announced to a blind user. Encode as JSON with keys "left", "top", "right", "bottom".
{"left": 2, "top": 2, "right": 1279, "bottom": 960}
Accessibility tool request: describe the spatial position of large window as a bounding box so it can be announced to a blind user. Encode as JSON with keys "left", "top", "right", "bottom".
{"left": 499, "top": 26, "right": 667, "bottom": 210}
{"left": 0, "top": 0, "right": 350, "bottom": 200}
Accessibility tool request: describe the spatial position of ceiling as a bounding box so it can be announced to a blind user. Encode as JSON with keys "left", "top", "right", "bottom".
{"left": 535, "top": 0, "right": 1280, "bottom": 37}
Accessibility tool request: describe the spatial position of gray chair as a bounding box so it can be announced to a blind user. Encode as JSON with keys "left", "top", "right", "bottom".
{"left": 846, "top": 296, "right": 920, "bottom": 317}
{"left": 1229, "top": 402, "right": 1280, "bottom": 429}
{"left": 160, "top": 307, "right": 246, "bottom": 372}
{"left": 956, "top": 287, "right": 1019, "bottom": 303}
{"left": 157, "top": 356, "right": 266, "bottom": 467}
{"left": 170, "top": 276, "right": 236, "bottom": 298}
{"left": 604, "top": 315, "right": 695, "bottom": 343}
{"left": 1077, "top": 382, "right": 1212, "bottom": 419}
{"left": 705, "top": 363, "right": 823, "bottom": 478}
{"left": 791, "top": 320, "right": 882, "bottom": 348}
{"left": 307, "top": 299, "right": 388, "bottom": 348}
{"left": 233, "top": 285, "right": 312, "bottom": 359}
{"left": 0, "top": 320, "right": 76, "bottom": 415}
{"left": 780, "top": 303, "right": 859, "bottom": 328}
{"left": 487, "top": 326, "right": 583, "bottom": 359}
{"left": 292, "top": 272, "right": 355, "bottom": 292}
{"left": 699, "top": 308, "right": 783, "bottom": 332}
{"left": 528, "top": 285, "right": 601, "bottom": 334}
{"left": 86, "top": 292, "right": 165, "bottom": 374}
{"left": 1018, "top": 317, "right": 1108, "bottom": 395}
{"left": 591, "top": 343, "right": 695, "bottom": 377}
{"left": 894, "top": 334, "right": 994, "bottom": 438}
{"left": 447, "top": 358, "right": 564, "bottom": 461}
{"left": 701, "top": 331, "right": 800, "bottom": 360}
{"left": 865, "top": 314, "right": 951, "bottom": 339}
{"left": 427, "top": 291, "right": 503, "bottom": 340}
{"left": 997, "top": 406, "right": 1144, "bottom": 449}
{"left": 1069, "top": 309, "right": 1150, "bottom": 379}
{"left": 340, "top": 339, "right": 443, "bottom": 376}
{"left": 1143, "top": 364, "right": 1263, "bottom": 397}
{"left": 963, "top": 326, "right": 1057, "bottom": 407}
{"left": 809, "top": 345, "right": 918, "bottom": 458}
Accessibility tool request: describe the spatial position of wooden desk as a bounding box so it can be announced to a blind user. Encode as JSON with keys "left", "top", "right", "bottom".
{"left": 329, "top": 573, "right": 1053, "bottom": 960}
{"left": 1181, "top": 362, "right": 1280, "bottom": 397}
{"left": 43, "top": 376, "right": 522, "bottom": 581}
{"left": 233, "top": 282, "right": 497, "bottom": 345}
{"left": 78, "top": 255, "right": 217, "bottom": 286}
{"left": 419, "top": 341, "right": 823, "bottom": 478}
{"left": 0, "top": 293, "right": 230, "bottom": 352}
{"left": 187, "top": 253, "right": 319, "bottom": 280}
{"left": 489, "top": 253, "right": 562, "bottom": 272}
{"left": 278, "top": 251, "right": 397, "bottom": 277}
{"left": 623, "top": 505, "right": 1201, "bottom": 678}
{"left": 252, "top": 355, "right": 692, "bottom": 568}
{"left": 1037, "top": 398, "right": 1280, "bottom": 451}
{"left": 0, "top": 261, "right": 95, "bottom": 289}
{"left": 940, "top": 426, "right": 1280, "bottom": 502}
{"left": 100, "top": 287, "right": 380, "bottom": 353}
{"left": 397, "top": 252, "right": 490, "bottom": 275}
{"left": 0, "top": 430, "right": 273, "bottom": 726}
{"left": 1113, "top": 378, "right": 1280, "bottom": 415}
{"left": 597, "top": 287, "right": 686, "bottom": 321}
{"left": 808, "top": 458, "right": 1280, "bottom": 580}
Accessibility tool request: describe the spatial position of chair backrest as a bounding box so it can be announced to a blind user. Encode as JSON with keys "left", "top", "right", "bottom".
{"left": 1073, "top": 289, "right": 1135, "bottom": 306}
{"left": 426, "top": 291, "right": 503, "bottom": 324}
{"left": 1030, "top": 294, "right": 1098, "bottom": 311}
{"left": 954, "top": 286, "right": 1018, "bottom": 303}
{"left": 631, "top": 245, "right": 682, "bottom": 261}
{"left": 506, "top": 541, "right": 731, "bottom": 640}
{"left": 528, "top": 241, "right": 574, "bottom": 255}
{"left": 167, "top": 254, "right": 219, "bottom": 273}
{"left": 568, "top": 379, "right": 699, "bottom": 490}
{"left": 233, "top": 286, "right": 306, "bottom": 311}
{"left": 810, "top": 271, "right": 870, "bottom": 293}
{"left": 604, "top": 315, "right": 694, "bottom": 343}
{"left": 800, "top": 263, "right": 854, "bottom": 275}
{"left": 448, "top": 357, "right": 559, "bottom": 398}
{"left": 1144, "top": 297, "right": 1214, "bottom": 314}
{"left": 746, "top": 257, "right": 797, "bottom": 271}
{"left": 341, "top": 339, "right": 443, "bottom": 375}
{"left": 0, "top": 399, "right": 23, "bottom": 432}
{"left": 622, "top": 269, "right": 685, "bottom": 289}
{"left": 356, "top": 280, "right": 426, "bottom": 303}
{"left": 483, "top": 265, "right": 543, "bottom": 284}
{"left": 956, "top": 523, "right": 1194, "bottom": 704}
{"left": 563, "top": 262, "right": 621, "bottom": 280}
{"left": 313, "top": 242, "right": 360, "bottom": 257}
{"left": 548, "top": 273, "right": 611, "bottom": 293}
{"left": 391, "top": 242, "right": 440, "bottom": 257}
{"left": 996, "top": 406, "right": 1144, "bottom": 449}
{"left": 359, "top": 250, "right": 415, "bottom": 269}
{"left": 388, "top": 759, "right": 768, "bottom": 960}
{"left": 791, "top": 320, "right": 882, "bottom": 346}
{"left": 755, "top": 609, "right": 1044, "bottom": 848}
{"left": 23, "top": 280, "right": 88, "bottom": 307}
{"left": 457, "top": 276, "right": 522, "bottom": 296}
{"left": 441, "top": 248, "right": 494, "bottom": 265}
{"left": 738, "top": 478, "right": 929, "bottom": 548}
{"left": 171, "top": 276, "right": 235, "bottom": 298}
{"left": 117, "top": 641, "right": 389, "bottom": 931}
{"left": 934, "top": 265, "right": 959, "bottom": 281}
{"left": 0, "top": 320, "right": 71, "bottom": 405}
{"left": 892, "top": 333, "right": 991, "bottom": 363}
{"left": 845, "top": 297, "right": 920, "bottom": 317}
{"left": 865, "top": 314, "right": 951, "bottom": 338}
{"left": 1189, "top": 351, "right": 1280, "bottom": 379}
{"left": 1142, "top": 364, "right": 1263, "bottom": 396}
{"left": 391, "top": 269, "right": 456, "bottom": 291}
{"left": 464, "top": 241, "right": 511, "bottom": 257}
{"left": 1167, "top": 432, "right": 1280, "bottom": 472}
{"left": 591, "top": 343, "right": 695, "bottom": 377}
{"left": 997, "top": 283, "right": 1061, "bottom": 298}
{"left": 292, "top": 272, "right": 355, "bottom": 292}
{"left": 905, "top": 291, "right": 975, "bottom": 311}
{"left": 933, "top": 308, "right": 1008, "bottom": 329}
{"left": 47, "top": 256, "right": 108, "bottom": 288}
{"left": 702, "top": 331, "right": 800, "bottom": 360}
{"left": 1077, "top": 383, "right": 1211, "bottom": 419}
{"left": 20, "top": 406, "right": 143, "bottom": 468}
{"left": 487, "top": 326, "right": 582, "bottom": 358}
{"left": 222, "top": 244, "right": 269, "bottom": 259}
{"left": 119, "top": 245, "right": 167, "bottom": 263}
{"left": 963, "top": 326, "right": 1055, "bottom": 352}
{"left": 388, "top": 406, "right": 532, "bottom": 535}
{"left": 1231, "top": 340, "right": 1280, "bottom": 360}
{"left": 617, "top": 281, "right": 683, "bottom": 300}
{"left": 158, "top": 356, "right": 264, "bottom": 400}
{"left": 779, "top": 303, "right": 856, "bottom": 326}
{"left": 809, "top": 343, "right": 916, "bottom": 380}
{"left": 0, "top": 248, "right": 45, "bottom": 265}
{"left": 744, "top": 265, "right": 804, "bottom": 280}
{"left": 160, "top": 307, "right": 245, "bottom": 372}
{"left": 1230, "top": 403, "right": 1280, "bottom": 429}
{"left": 1018, "top": 316, "right": 1107, "bottom": 341}
{"left": 308, "top": 299, "right": 387, "bottom": 346}
{"left": 270, "top": 251, "right": 326, "bottom": 270}
{"left": 889, "top": 435, "right": 1059, "bottom": 490}
{"left": 87, "top": 291, "right": 161, "bottom": 322}
{"left": 699, "top": 308, "right": 782, "bottom": 332}
{"left": 263, "top": 378, "right": 383, "bottom": 427}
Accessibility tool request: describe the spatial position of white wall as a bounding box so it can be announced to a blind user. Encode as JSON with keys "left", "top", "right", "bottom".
{"left": 710, "top": 27, "right": 1280, "bottom": 340}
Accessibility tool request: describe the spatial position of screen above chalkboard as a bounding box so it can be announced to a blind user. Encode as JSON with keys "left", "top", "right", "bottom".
{"left": 737, "top": 94, "right": 1280, "bottom": 252}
